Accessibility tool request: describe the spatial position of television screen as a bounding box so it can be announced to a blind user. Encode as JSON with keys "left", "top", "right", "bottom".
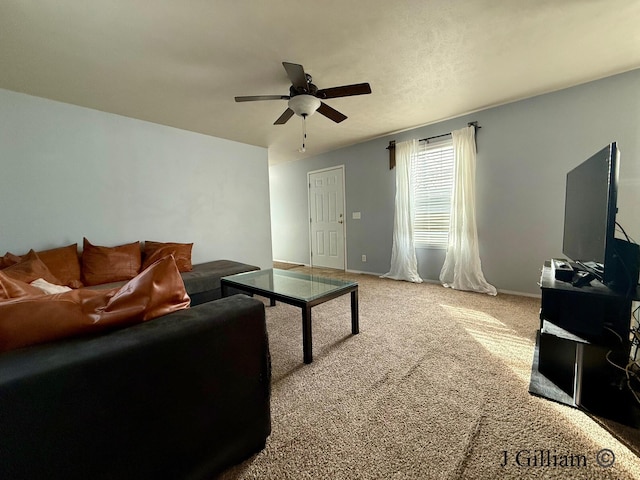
{"left": 562, "top": 142, "right": 618, "bottom": 278}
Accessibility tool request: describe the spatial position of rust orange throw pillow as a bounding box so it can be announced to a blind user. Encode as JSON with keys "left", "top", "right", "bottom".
{"left": 0, "top": 270, "right": 44, "bottom": 301}
{"left": 0, "top": 252, "right": 22, "bottom": 269}
{"left": 36, "top": 244, "right": 83, "bottom": 288}
{"left": 81, "top": 238, "right": 141, "bottom": 286}
{"left": 142, "top": 241, "right": 193, "bottom": 272}
{"left": 3, "top": 250, "right": 62, "bottom": 285}
{"left": 0, "top": 255, "right": 190, "bottom": 353}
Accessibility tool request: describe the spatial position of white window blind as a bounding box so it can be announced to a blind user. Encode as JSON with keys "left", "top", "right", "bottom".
{"left": 412, "top": 140, "right": 454, "bottom": 248}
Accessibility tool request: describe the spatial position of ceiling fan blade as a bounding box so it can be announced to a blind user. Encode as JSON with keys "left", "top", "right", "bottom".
{"left": 274, "top": 108, "right": 295, "bottom": 125}
{"left": 317, "top": 83, "right": 372, "bottom": 99}
{"left": 283, "top": 62, "right": 308, "bottom": 91}
{"left": 317, "top": 102, "right": 347, "bottom": 123}
{"left": 235, "top": 95, "right": 289, "bottom": 102}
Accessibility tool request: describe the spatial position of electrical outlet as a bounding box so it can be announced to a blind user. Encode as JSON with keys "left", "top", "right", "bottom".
{"left": 361, "top": 255, "right": 367, "bottom": 262}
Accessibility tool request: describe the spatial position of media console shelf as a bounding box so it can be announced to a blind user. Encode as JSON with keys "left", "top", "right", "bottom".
{"left": 529, "top": 262, "right": 640, "bottom": 426}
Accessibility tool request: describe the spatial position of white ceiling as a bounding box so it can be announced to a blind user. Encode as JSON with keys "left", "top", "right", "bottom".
{"left": 1, "top": 1, "right": 639, "bottom": 165}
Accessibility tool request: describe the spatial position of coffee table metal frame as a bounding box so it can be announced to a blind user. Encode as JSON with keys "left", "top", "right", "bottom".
{"left": 220, "top": 268, "right": 359, "bottom": 364}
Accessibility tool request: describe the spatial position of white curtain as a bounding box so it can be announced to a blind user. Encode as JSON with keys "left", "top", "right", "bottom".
{"left": 439, "top": 126, "right": 497, "bottom": 295}
{"left": 381, "top": 139, "right": 423, "bottom": 283}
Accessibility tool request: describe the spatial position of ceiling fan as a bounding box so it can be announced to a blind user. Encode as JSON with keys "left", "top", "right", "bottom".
{"left": 235, "top": 62, "right": 372, "bottom": 125}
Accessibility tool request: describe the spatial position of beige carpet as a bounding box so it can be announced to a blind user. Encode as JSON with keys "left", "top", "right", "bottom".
{"left": 218, "top": 270, "right": 640, "bottom": 479}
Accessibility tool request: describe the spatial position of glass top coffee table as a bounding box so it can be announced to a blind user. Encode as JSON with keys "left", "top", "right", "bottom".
{"left": 221, "top": 268, "right": 359, "bottom": 364}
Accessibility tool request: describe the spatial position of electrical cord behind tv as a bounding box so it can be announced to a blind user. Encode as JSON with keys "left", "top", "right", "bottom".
{"left": 616, "top": 221, "right": 636, "bottom": 244}
{"left": 611, "top": 222, "right": 640, "bottom": 294}
{"left": 614, "top": 221, "right": 640, "bottom": 287}
{"left": 616, "top": 305, "right": 640, "bottom": 405}
{"left": 605, "top": 350, "right": 640, "bottom": 405}
{"left": 603, "top": 325, "right": 623, "bottom": 344}
{"left": 611, "top": 241, "right": 635, "bottom": 296}
{"left": 601, "top": 318, "right": 640, "bottom": 405}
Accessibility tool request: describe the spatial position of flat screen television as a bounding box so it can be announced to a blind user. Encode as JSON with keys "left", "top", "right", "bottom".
{"left": 562, "top": 142, "right": 639, "bottom": 293}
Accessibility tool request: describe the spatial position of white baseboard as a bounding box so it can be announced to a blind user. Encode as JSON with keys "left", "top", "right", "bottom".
{"left": 496, "top": 288, "right": 541, "bottom": 298}
{"left": 346, "top": 269, "right": 385, "bottom": 276}
{"left": 272, "top": 259, "right": 310, "bottom": 267}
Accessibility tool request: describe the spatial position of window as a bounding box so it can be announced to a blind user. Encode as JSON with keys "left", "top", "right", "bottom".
{"left": 411, "top": 140, "right": 454, "bottom": 248}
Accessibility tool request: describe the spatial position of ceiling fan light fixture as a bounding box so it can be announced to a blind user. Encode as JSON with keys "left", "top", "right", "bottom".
{"left": 288, "top": 94, "right": 321, "bottom": 117}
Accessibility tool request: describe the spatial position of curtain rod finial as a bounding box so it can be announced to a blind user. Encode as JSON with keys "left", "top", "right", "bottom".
{"left": 388, "top": 140, "right": 396, "bottom": 169}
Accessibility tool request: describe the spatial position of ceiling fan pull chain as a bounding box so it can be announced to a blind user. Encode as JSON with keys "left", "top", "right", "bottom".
{"left": 300, "top": 114, "right": 307, "bottom": 152}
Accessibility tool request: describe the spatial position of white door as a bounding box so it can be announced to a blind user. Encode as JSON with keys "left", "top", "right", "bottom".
{"left": 308, "top": 166, "right": 346, "bottom": 270}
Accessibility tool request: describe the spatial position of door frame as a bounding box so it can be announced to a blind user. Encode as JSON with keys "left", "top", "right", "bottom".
{"left": 307, "top": 165, "right": 347, "bottom": 270}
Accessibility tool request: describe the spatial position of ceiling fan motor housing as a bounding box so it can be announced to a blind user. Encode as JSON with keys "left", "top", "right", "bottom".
{"left": 289, "top": 83, "right": 318, "bottom": 96}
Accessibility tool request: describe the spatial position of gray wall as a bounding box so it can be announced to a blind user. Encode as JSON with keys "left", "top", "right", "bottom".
{"left": 0, "top": 88, "right": 273, "bottom": 270}
{"left": 270, "top": 69, "right": 640, "bottom": 295}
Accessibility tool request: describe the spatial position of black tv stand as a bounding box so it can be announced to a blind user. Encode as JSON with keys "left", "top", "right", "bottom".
{"left": 529, "top": 261, "right": 640, "bottom": 426}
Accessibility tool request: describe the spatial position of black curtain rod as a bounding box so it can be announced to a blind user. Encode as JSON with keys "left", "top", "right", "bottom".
{"left": 419, "top": 121, "right": 481, "bottom": 143}
{"left": 386, "top": 121, "right": 481, "bottom": 169}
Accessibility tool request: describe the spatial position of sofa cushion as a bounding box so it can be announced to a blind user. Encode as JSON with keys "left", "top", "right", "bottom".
{"left": 0, "top": 270, "right": 44, "bottom": 301}
{"left": 142, "top": 241, "right": 193, "bottom": 272}
{"left": 2, "top": 250, "right": 62, "bottom": 285}
{"left": 36, "top": 244, "right": 83, "bottom": 288}
{"left": 82, "top": 238, "right": 142, "bottom": 286}
{"left": 0, "top": 255, "right": 190, "bottom": 353}
{"left": 180, "top": 260, "right": 260, "bottom": 296}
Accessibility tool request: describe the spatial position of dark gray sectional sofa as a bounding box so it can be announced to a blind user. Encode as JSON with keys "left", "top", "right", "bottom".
{"left": 0, "top": 259, "right": 270, "bottom": 480}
